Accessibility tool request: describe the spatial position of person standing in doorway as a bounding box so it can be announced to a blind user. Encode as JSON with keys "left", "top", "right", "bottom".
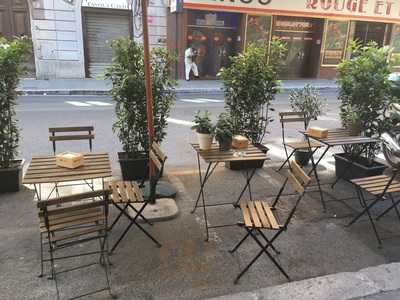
{"left": 185, "top": 45, "right": 199, "bottom": 81}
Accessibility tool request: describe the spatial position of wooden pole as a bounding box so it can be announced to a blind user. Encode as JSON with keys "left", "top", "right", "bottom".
{"left": 141, "top": 0, "right": 155, "bottom": 180}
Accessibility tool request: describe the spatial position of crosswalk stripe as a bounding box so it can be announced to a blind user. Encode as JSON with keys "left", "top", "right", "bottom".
{"left": 167, "top": 118, "right": 194, "bottom": 127}
{"left": 86, "top": 101, "right": 113, "bottom": 106}
{"left": 180, "top": 98, "right": 223, "bottom": 104}
{"left": 65, "top": 101, "right": 91, "bottom": 107}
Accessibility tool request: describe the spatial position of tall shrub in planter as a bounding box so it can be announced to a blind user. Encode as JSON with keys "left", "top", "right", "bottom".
{"left": 219, "top": 39, "right": 286, "bottom": 144}
{"left": 335, "top": 41, "right": 393, "bottom": 179}
{"left": 106, "top": 38, "right": 176, "bottom": 181}
{"left": 0, "top": 37, "right": 30, "bottom": 192}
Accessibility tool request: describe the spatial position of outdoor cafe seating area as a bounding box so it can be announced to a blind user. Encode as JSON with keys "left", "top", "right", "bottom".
{"left": 16, "top": 114, "right": 400, "bottom": 300}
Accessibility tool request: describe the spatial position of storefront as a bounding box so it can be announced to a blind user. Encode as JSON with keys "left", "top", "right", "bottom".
{"left": 169, "top": 0, "right": 400, "bottom": 79}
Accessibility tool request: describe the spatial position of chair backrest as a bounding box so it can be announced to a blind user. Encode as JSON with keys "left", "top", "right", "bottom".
{"left": 148, "top": 142, "right": 167, "bottom": 202}
{"left": 283, "top": 160, "right": 311, "bottom": 228}
{"left": 49, "top": 126, "right": 95, "bottom": 154}
{"left": 37, "top": 190, "right": 110, "bottom": 241}
{"left": 279, "top": 112, "right": 308, "bottom": 143}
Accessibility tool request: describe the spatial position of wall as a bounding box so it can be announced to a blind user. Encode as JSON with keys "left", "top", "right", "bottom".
{"left": 29, "top": 0, "right": 168, "bottom": 79}
{"left": 29, "top": 0, "right": 85, "bottom": 79}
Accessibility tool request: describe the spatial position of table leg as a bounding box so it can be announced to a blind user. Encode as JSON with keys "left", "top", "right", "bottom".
{"left": 234, "top": 168, "right": 257, "bottom": 207}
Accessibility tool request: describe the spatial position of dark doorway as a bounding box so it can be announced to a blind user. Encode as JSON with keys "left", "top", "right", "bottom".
{"left": 273, "top": 16, "right": 323, "bottom": 78}
{"left": 0, "top": 0, "right": 35, "bottom": 76}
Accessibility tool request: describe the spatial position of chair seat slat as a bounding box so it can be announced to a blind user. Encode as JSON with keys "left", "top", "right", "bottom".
{"left": 261, "top": 202, "right": 280, "bottom": 230}
{"left": 247, "top": 201, "right": 262, "bottom": 228}
{"left": 240, "top": 202, "right": 253, "bottom": 227}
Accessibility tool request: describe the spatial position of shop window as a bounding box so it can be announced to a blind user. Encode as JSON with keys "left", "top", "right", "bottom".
{"left": 245, "top": 15, "right": 272, "bottom": 46}
{"left": 321, "top": 20, "right": 350, "bottom": 66}
{"left": 390, "top": 25, "right": 400, "bottom": 66}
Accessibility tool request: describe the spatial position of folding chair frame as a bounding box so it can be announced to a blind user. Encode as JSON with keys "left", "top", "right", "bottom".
{"left": 38, "top": 190, "right": 114, "bottom": 300}
{"left": 346, "top": 169, "right": 400, "bottom": 245}
{"left": 277, "top": 112, "right": 320, "bottom": 171}
{"left": 230, "top": 161, "right": 311, "bottom": 283}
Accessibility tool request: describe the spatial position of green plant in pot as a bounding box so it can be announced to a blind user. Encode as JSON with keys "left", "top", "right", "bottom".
{"left": 215, "top": 112, "right": 234, "bottom": 151}
{"left": 219, "top": 39, "right": 287, "bottom": 169}
{"left": 341, "top": 105, "right": 362, "bottom": 136}
{"left": 289, "top": 84, "right": 326, "bottom": 166}
{"left": 106, "top": 38, "right": 176, "bottom": 181}
{"left": 0, "top": 37, "right": 31, "bottom": 193}
{"left": 191, "top": 110, "right": 214, "bottom": 150}
{"left": 335, "top": 41, "right": 393, "bottom": 179}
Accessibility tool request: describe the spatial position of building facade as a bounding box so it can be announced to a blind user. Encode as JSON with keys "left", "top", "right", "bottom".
{"left": 0, "top": 0, "right": 168, "bottom": 79}
{"left": 168, "top": 0, "right": 400, "bottom": 79}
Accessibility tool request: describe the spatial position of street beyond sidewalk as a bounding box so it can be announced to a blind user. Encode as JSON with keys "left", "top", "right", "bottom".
{"left": 18, "top": 78, "right": 338, "bottom": 95}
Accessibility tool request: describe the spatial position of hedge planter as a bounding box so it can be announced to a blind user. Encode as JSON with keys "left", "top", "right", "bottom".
{"left": 295, "top": 149, "right": 312, "bottom": 167}
{"left": 218, "top": 138, "right": 232, "bottom": 151}
{"left": 118, "top": 152, "right": 149, "bottom": 181}
{"left": 333, "top": 153, "right": 386, "bottom": 181}
{"left": 0, "top": 159, "right": 24, "bottom": 193}
{"left": 227, "top": 144, "right": 269, "bottom": 170}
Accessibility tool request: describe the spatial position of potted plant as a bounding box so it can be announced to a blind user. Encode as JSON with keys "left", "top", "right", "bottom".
{"left": 219, "top": 39, "right": 287, "bottom": 169}
{"left": 215, "top": 112, "right": 234, "bottom": 151}
{"left": 191, "top": 110, "right": 214, "bottom": 150}
{"left": 335, "top": 41, "right": 392, "bottom": 180}
{"left": 106, "top": 38, "right": 176, "bottom": 181}
{"left": 0, "top": 37, "right": 30, "bottom": 192}
{"left": 289, "top": 84, "right": 326, "bottom": 166}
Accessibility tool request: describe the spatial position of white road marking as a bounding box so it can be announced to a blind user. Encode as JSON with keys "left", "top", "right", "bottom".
{"left": 65, "top": 101, "right": 91, "bottom": 107}
{"left": 180, "top": 98, "right": 223, "bottom": 104}
{"left": 167, "top": 118, "right": 195, "bottom": 127}
{"left": 86, "top": 101, "right": 113, "bottom": 106}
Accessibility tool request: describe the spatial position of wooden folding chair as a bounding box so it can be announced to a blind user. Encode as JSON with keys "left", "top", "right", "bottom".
{"left": 37, "top": 190, "right": 113, "bottom": 300}
{"left": 49, "top": 126, "right": 94, "bottom": 154}
{"left": 108, "top": 142, "right": 166, "bottom": 253}
{"left": 230, "top": 160, "right": 311, "bottom": 284}
{"left": 108, "top": 180, "right": 162, "bottom": 254}
{"left": 277, "top": 112, "right": 321, "bottom": 171}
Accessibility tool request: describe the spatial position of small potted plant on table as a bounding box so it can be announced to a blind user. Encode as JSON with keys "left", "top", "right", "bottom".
{"left": 191, "top": 110, "right": 214, "bottom": 150}
{"left": 0, "top": 37, "right": 31, "bottom": 192}
{"left": 106, "top": 38, "right": 176, "bottom": 181}
{"left": 289, "top": 84, "right": 326, "bottom": 166}
{"left": 219, "top": 39, "right": 287, "bottom": 169}
{"left": 334, "top": 41, "right": 391, "bottom": 180}
{"left": 215, "top": 112, "right": 234, "bottom": 151}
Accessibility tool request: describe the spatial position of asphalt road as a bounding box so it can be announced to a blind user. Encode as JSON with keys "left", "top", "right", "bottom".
{"left": 16, "top": 91, "right": 341, "bottom": 173}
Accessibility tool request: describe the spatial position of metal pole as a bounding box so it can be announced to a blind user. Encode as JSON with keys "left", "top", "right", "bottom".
{"left": 141, "top": 0, "right": 155, "bottom": 180}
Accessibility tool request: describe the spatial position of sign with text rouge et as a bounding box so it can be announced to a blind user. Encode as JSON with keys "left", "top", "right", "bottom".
{"left": 183, "top": 0, "right": 400, "bottom": 23}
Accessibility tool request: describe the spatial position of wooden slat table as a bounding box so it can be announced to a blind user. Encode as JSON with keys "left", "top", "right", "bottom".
{"left": 23, "top": 153, "right": 112, "bottom": 200}
{"left": 295, "top": 128, "right": 380, "bottom": 211}
{"left": 190, "top": 143, "right": 268, "bottom": 241}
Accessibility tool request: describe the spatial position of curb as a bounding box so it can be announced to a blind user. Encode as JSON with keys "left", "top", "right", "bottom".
{"left": 207, "top": 263, "right": 400, "bottom": 300}
{"left": 19, "top": 86, "right": 338, "bottom": 96}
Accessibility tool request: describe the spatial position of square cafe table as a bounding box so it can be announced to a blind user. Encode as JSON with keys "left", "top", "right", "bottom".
{"left": 23, "top": 152, "right": 112, "bottom": 201}
{"left": 190, "top": 143, "right": 268, "bottom": 241}
{"left": 295, "top": 128, "right": 380, "bottom": 211}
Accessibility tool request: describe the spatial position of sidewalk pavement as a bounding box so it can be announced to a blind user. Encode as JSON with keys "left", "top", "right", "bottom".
{"left": 208, "top": 263, "right": 400, "bottom": 300}
{"left": 18, "top": 78, "right": 338, "bottom": 95}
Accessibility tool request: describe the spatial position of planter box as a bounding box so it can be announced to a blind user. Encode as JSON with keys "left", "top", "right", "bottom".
{"left": 118, "top": 152, "right": 149, "bottom": 181}
{"left": 295, "top": 149, "right": 312, "bottom": 167}
{"left": 333, "top": 153, "right": 386, "bottom": 181}
{"left": 226, "top": 144, "right": 269, "bottom": 171}
{"left": 0, "top": 159, "right": 24, "bottom": 193}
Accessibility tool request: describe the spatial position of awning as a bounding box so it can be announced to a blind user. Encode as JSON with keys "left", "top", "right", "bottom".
{"left": 182, "top": 0, "right": 400, "bottom": 23}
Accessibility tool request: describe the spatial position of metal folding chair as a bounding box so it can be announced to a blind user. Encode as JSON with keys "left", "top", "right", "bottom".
{"left": 37, "top": 190, "right": 113, "bottom": 300}
{"left": 346, "top": 132, "right": 400, "bottom": 245}
{"left": 230, "top": 160, "right": 311, "bottom": 284}
{"left": 277, "top": 112, "right": 321, "bottom": 171}
{"left": 108, "top": 142, "right": 166, "bottom": 253}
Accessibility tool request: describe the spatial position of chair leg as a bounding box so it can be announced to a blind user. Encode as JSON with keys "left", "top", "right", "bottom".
{"left": 376, "top": 194, "right": 400, "bottom": 222}
{"left": 39, "top": 232, "right": 44, "bottom": 278}
{"left": 128, "top": 203, "right": 153, "bottom": 225}
{"left": 132, "top": 221, "right": 162, "bottom": 248}
{"left": 109, "top": 204, "right": 127, "bottom": 232}
{"left": 276, "top": 149, "right": 295, "bottom": 171}
{"left": 359, "top": 192, "right": 382, "bottom": 246}
{"left": 229, "top": 225, "right": 251, "bottom": 254}
{"left": 256, "top": 229, "right": 280, "bottom": 255}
